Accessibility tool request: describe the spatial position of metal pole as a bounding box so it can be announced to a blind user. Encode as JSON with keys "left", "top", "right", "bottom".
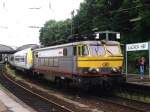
{"left": 106, "top": 31, "right": 109, "bottom": 41}
{"left": 71, "top": 10, "right": 74, "bottom": 36}
{"left": 148, "top": 41, "right": 150, "bottom": 79}
{"left": 126, "top": 44, "right": 128, "bottom": 79}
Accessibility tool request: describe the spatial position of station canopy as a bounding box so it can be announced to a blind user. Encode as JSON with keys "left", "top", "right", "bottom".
{"left": 16, "top": 44, "right": 40, "bottom": 51}
{"left": 0, "top": 44, "right": 16, "bottom": 54}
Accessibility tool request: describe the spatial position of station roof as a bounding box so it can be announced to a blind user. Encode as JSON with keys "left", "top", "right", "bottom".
{"left": 0, "top": 44, "right": 16, "bottom": 54}
{"left": 16, "top": 44, "right": 40, "bottom": 51}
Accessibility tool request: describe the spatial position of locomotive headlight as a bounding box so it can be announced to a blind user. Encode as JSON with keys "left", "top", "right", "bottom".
{"left": 88, "top": 67, "right": 99, "bottom": 73}
{"left": 112, "top": 68, "right": 117, "bottom": 72}
{"left": 96, "top": 68, "right": 100, "bottom": 72}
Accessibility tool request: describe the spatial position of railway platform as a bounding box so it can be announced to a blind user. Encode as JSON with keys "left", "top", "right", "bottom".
{"left": 126, "top": 74, "right": 150, "bottom": 86}
{"left": 0, "top": 88, "right": 36, "bottom": 112}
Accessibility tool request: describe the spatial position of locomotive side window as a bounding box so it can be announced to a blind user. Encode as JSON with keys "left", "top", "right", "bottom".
{"left": 73, "top": 46, "right": 77, "bottom": 56}
{"left": 78, "top": 46, "right": 81, "bottom": 56}
{"left": 77, "top": 45, "right": 89, "bottom": 56}
{"left": 63, "top": 48, "right": 67, "bottom": 56}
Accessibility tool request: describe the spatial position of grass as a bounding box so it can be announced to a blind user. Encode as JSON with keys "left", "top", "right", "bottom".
{"left": 5, "top": 64, "right": 22, "bottom": 81}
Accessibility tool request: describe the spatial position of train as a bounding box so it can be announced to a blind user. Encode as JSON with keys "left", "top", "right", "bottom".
{"left": 8, "top": 31, "right": 126, "bottom": 88}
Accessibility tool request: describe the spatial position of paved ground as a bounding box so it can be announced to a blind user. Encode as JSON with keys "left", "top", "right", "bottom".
{"left": 0, "top": 88, "right": 36, "bottom": 112}
{"left": 0, "top": 100, "right": 7, "bottom": 112}
{"left": 127, "top": 74, "right": 150, "bottom": 86}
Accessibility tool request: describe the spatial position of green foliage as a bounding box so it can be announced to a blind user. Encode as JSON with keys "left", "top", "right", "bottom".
{"left": 39, "top": 19, "right": 71, "bottom": 46}
{"left": 127, "top": 51, "right": 149, "bottom": 74}
{"left": 39, "top": 0, "right": 150, "bottom": 46}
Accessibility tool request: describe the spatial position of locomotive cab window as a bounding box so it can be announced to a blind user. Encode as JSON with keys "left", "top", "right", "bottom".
{"left": 77, "top": 45, "right": 89, "bottom": 56}
{"left": 89, "top": 44, "right": 105, "bottom": 56}
{"left": 63, "top": 48, "right": 67, "bottom": 56}
{"left": 73, "top": 46, "right": 77, "bottom": 56}
{"left": 106, "top": 45, "right": 121, "bottom": 55}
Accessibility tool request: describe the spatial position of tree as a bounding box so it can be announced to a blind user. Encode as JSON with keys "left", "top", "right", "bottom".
{"left": 39, "top": 0, "right": 150, "bottom": 46}
{"left": 39, "top": 20, "right": 71, "bottom": 46}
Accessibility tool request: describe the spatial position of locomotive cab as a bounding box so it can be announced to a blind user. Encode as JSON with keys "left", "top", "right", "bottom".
{"left": 76, "top": 41, "right": 123, "bottom": 77}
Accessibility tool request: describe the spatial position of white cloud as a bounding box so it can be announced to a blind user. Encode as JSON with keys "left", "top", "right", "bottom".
{"left": 0, "top": 0, "right": 83, "bottom": 47}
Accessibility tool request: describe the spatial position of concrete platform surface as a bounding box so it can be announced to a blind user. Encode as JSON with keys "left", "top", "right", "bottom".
{"left": 0, "top": 100, "right": 7, "bottom": 112}
{"left": 0, "top": 88, "right": 36, "bottom": 112}
{"left": 127, "top": 74, "right": 150, "bottom": 86}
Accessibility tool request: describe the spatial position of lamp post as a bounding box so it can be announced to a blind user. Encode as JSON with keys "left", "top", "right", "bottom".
{"left": 71, "top": 10, "right": 74, "bottom": 36}
{"left": 71, "top": 10, "right": 77, "bottom": 36}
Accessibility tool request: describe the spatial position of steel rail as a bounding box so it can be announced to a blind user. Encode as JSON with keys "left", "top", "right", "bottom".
{"left": 1, "top": 72, "right": 74, "bottom": 112}
{"left": 97, "top": 96, "right": 148, "bottom": 112}
{"left": 2, "top": 68, "right": 149, "bottom": 112}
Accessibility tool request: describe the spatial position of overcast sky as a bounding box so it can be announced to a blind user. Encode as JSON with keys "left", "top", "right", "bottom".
{"left": 0, "top": 0, "right": 83, "bottom": 47}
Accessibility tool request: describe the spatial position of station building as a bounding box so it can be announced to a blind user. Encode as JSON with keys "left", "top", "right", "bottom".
{"left": 0, "top": 44, "right": 16, "bottom": 63}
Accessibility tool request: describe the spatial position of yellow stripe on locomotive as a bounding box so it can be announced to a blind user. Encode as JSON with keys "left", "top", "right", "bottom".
{"left": 77, "top": 57, "right": 123, "bottom": 68}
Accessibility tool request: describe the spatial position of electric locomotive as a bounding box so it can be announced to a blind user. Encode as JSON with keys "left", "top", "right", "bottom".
{"left": 32, "top": 31, "right": 125, "bottom": 87}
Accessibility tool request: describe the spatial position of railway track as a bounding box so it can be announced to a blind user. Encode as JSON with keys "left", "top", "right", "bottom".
{"left": 1, "top": 67, "right": 150, "bottom": 112}
{"left": 0, "top": 72, "right": 74, "bottom": 112}
{"left": 113, "top": 82, "right": 150, "bottom": 105}
{"left": 96, "top": 96, "right": 150, "bottom": 112}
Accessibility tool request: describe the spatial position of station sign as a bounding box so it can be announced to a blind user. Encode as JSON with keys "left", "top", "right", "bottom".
{"left": 126, "top": 42, "right": 149, "bottom": 51}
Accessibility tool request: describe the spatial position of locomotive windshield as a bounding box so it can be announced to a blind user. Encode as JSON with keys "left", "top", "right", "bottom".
{"left": 78, "top": 45, "right": 105, "bottom": 56}
{"left": 105, "top": 45, "right": 121, "bottom": 55}
{"left": 89, "top": 45, "right": 105, "bottom": 56}
{"left": 77, "top": 44, "right": 121, "bottom": 56}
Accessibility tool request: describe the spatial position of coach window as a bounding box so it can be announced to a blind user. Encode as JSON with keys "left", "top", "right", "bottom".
{"left": 20, "top": 58, "right": 23, "bottom": 62}
{"left": 63, "top": 48, "right": 67, "bottom": 56}
{"left": 15, "top": 57, "right": 19, "bottom": 62}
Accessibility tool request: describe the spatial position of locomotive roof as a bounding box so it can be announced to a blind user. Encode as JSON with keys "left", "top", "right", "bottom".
{"left": 34, "top": 40, "right": 120, "bottom": 51}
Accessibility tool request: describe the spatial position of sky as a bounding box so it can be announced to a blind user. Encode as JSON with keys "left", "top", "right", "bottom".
{"left": 0, "top": 0, "right": 83, "bottom": 47}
